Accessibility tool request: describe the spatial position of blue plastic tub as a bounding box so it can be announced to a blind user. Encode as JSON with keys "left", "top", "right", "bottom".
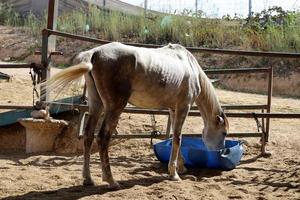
{"left": 153, "top": 137, "right": 243, "bottom": 170}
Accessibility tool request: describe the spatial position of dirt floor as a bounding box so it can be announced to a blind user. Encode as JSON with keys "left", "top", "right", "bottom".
{"left": 0, "top": 25, "right": 300, "bottom": 200}
{"left": 0, "top": 64, "right": 300, "bottom": 200}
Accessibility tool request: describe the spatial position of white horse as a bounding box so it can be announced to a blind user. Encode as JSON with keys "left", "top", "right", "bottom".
{"left": 43, "top": 42, "right": 229, "bottom": 189}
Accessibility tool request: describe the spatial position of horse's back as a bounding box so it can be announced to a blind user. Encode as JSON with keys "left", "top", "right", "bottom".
{"left": 90, "top": 42, "right": 201, "bottom": 109}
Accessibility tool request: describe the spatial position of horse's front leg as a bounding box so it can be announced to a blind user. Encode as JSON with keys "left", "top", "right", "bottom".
{"left": 168, "top": 105, "right": 190, "bottom": 181}
{"left": 177, "top": 152, "right": 187, "bottom": 174}
{"left": 96, "top": 112, "right": 122, "bottom": 190}
{"left": 169, "top": 109, "right": 187, "bottom": 175}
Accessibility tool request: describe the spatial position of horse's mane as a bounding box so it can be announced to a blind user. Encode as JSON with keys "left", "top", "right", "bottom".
{"left": 198, "top": 69, "right": 222, "bottom": 117}
{"left": 182, "top": 46, "right": 222, "bottom": 119}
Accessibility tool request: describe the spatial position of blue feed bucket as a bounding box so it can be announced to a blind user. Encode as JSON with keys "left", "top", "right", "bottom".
{"left": 153, "top": 137, "right": 244, "bottom": 170}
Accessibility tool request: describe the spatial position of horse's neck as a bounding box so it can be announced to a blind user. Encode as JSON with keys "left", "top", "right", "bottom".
{"left": 196, "top": 72, "right": 222, "bottom": 124}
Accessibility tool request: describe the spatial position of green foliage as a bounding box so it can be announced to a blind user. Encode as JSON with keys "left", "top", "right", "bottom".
{"left": 0, "top": 3, "right": 46, "bottom": 37}
{"left": 0, "top": 3, "right": 21, "bottom": 26}
{"left": 24, "top": 12, "right": 46, "bottom": 37}
{"left": 243, "top": 6, "right": 300, "bottom": 51}
{"left": 1, "top": 3, "right": 300, "bottom": 52}
{"left": 58, "top": 9, "right": 87, "bottom": 34}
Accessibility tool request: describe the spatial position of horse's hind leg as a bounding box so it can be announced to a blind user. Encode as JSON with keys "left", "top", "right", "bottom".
{"left": 82, "top": 74, "right": 103, "bottom": 186}
{"left": 82, "top": 113, "right": 99, "bottom": 186}
{"left": 94, "top": 94, "right": 128, "bottom": 190}
{"left": 90, "top": 51, "right": 134, "bottom": 189}
{"left": 96, "top": 107, "right": 126, "bottom": 190}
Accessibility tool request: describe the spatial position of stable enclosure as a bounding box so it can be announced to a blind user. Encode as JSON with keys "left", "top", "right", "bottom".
{"left": 0, "top": 1, "right": 300, "bottom": 199}
{"left": 1, "top": 0, "right": 300, "bottom": 155}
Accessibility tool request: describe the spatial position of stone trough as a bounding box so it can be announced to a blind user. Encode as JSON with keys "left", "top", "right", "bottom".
{"left": 19, "top": 118, "right": 68, "bottom": 153}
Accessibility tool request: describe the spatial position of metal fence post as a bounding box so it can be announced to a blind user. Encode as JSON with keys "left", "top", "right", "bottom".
{"left": 261, "top": 66, "right": 273, "bottom": 155}
{"left": 266, "top": 66, "right": 273, "bottom": 141}
{"left": 40, "top": 0, "right": 58, "bottom": 102}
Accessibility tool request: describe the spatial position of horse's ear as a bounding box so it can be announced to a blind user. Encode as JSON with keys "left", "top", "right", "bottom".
{"left": 216, "top": 115, "right": 224, "bottom": 125}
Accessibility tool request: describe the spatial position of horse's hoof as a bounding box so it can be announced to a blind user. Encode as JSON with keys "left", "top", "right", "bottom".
{"left": 261, "top": 151, "right": 272, "bottom": 158}
{"left": 108, "top": 181, "right": 121, "bottom": 190}
{"left": 169, "top": 175, "right": 182, "bottom": 181}
{"left": 83, "top": 178, "right": 95, "bottom": 186}
{"left": 182, "top": 175, "right": 197, "bottom": 181}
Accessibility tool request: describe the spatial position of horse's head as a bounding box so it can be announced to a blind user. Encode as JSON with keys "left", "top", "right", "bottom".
{"left": 202, "top": 111, "right": 229, "bottom": 150}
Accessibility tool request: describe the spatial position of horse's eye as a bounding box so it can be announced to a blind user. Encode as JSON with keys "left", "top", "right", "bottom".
{"left": 223, "top": 132, "right": 227, "bottom": 136}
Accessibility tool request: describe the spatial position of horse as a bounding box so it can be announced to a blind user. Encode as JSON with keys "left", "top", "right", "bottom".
{"left": 42, "top": 42, "right": 229, "bottom": 189}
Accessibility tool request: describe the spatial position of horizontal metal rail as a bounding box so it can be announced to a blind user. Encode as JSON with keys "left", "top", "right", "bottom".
{"left": 34, "top": 50, "right": 63, "bottom": 56}
{"left": 0, "top": 104, "right": 268, "bottom": 111}
{"left": 0, "top": 105, "right": 34, "bottom": 110}
{"left": 112, "top": 132, "right": 261, "bottom": 139}
{"left": 0, "top": 102, "right": 268, "bottom": 111}
{"left": 191, "top": 104, "right": 268, "bottom": 110}
{"left": 226, "top": 112, "right": 300, "bottom": 118}
{"left": 0, "top": 64, "right": 268, "bottom": 75}
{"left": 123, "top": 108, "right": 300, "bottom": 118}
{"left": 0, "top": 63, "right": 43, "bottom": 69}
{"left": 45, "top": 102, "right": 269, "bottom": 113}
{"left": 43, "top": 29, "right": 300, "bottom": 58}
{"left": 204, "top": 68, "right": 270, "bottom": 74}
{"left": 2, "top": 103, "right": 298, "bottom": 119}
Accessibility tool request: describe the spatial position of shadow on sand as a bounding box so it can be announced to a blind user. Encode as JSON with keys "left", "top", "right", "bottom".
{"left": 1, "top": 176, "right": 164, "bottom": 200}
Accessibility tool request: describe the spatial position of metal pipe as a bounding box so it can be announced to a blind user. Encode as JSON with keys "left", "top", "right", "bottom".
{"left": 34, "top": 51, "right": 63, "bottom": 56}
{"left": 261, "top": 109, "right": 265, "bottom": 133}
{"left": 191, "top": 104, "right": 268, "bottom": 110}
{"left": 2, "top": 103, "right": 299, "bottom": 119}
{"left": 43, "top": 102, "right": 269, "bottom": 111}
{"left": 223, "top": 112, "right": 300, "bottom": 118}
{"left": 43, "top": 29, "right": 300, "bottom": 58}
{"left": 123, "top": 108, "right": 300, "bottom": 118}
{"left": 30, "top": 102, "right": 300, "bottom": 118}
{"left": 112, "top": 132, "right": 261, "bottom": 139}
{"left": 248, "top": 0, "right": 252, "bottom": 18}
{"left": 0, "top": 63, "right": 43, "bottom": 69}
{"left": 40, "top": 0, "right": 59, "bottom": 102}
{"left": 40, "top": 32, "right": 50, "bottom": 102}
{"left": 47, "top": 0, "right": 57, "bottom": 30}
{"left": 266, "top": 66, "right": 273, "bottom": 142}
{"left": 0, "top": 103, "right": 267, "bottom": 112}
{"left": 204, "top": 68, "right": 270, "bottom": 74}
{"left": 0, "top": 105, "right": 34, "bottom": 110}
{"left": 43, "top": 29, "right": 111, "bottom": 45}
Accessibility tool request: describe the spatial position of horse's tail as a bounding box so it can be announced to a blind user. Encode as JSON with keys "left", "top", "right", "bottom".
{"left": 39, "top": 62, "right": 93, "bottom": 95}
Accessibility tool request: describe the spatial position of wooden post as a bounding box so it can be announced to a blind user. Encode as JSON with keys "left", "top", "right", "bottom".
{"left": 40, "top": 0, "right": 58, "bottom": 101}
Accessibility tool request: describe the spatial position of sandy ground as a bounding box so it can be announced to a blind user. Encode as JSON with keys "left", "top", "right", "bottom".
{"left": 0, "top": 66, "right": 299, "bottom": 200}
